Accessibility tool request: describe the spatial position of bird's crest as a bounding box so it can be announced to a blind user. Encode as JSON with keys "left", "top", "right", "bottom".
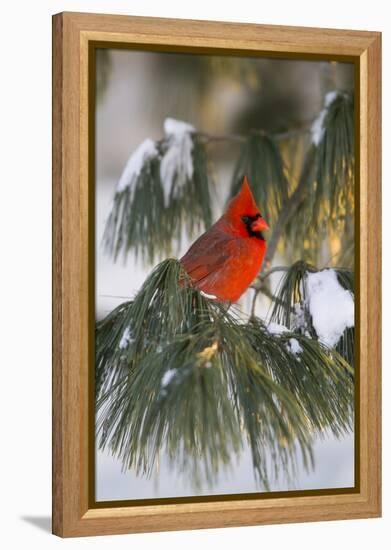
{"left": 226, "top": 176, "right": 259, "bottom": 220}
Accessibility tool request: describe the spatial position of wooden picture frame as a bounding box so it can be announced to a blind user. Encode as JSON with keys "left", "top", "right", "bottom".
{"left": 52, "top": 11, "right": 381, "bottom": 538}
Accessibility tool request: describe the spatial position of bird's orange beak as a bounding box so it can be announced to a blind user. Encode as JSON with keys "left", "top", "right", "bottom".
{"left": 251, "top": 216, "right": 269, "bottom": 233}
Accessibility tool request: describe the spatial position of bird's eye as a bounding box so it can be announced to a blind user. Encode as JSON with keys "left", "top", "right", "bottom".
{"left": 241, "top": 216, "right": 250, "bottom": 224}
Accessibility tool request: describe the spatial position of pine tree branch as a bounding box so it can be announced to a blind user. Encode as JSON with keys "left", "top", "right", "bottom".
{"left": 250, "top": 266, "right": 289, "bottom": 317}
{"left": 264, "top": 145, "right": 317, "bottom": 267}
{"left": 250, "top": 284, "right": 291, "bottom": 318}
{"left": 198, "top": 127, "right": 310, "bottom": 145}
{"left": 250, "top": 146, "right": 317, "bottom": 316}
{"left": 252, "top": 266, "right": 289, "bottom": 290}
{"left": 96, "top": 259, "right": 354, "bottom": 488}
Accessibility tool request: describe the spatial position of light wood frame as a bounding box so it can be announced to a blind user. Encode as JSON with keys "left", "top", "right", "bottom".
{"left": 52, "top": 11, "right": 381, "bottom": 538}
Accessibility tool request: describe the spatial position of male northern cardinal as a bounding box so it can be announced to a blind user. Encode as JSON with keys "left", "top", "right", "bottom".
{"left": 180, "top": 176, "right": 269, "bottom": 302}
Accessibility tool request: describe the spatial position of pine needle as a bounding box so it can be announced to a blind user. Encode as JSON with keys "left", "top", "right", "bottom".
{"left": 229, "top": 133, "right": 289, "bottom": 225}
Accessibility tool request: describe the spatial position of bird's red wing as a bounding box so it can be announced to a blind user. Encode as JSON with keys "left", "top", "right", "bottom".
{"left": 180, "top": 230, "right": 236, "bottom": 284}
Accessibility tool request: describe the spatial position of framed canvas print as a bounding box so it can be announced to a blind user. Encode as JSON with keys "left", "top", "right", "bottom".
{"left": 52, "top": 12, "right": 381, "bottom": 537}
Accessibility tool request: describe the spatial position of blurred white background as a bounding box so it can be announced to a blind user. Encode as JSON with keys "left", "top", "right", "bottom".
{"left": 0, "top": 0, "right": 389, "bottom": 548}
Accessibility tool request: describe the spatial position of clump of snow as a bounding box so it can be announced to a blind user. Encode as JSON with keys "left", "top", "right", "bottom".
{"left": 267, "top": 322, "right": 290, "bottom": 335}
{"left": 311, "top": 112, "right": 326, "bottom": 146}
{"left": 311, "top": 90, "right": 339, "bottom": 146}
{"left": 324, "top": 90, "right": 339, "bottom": 108}
{"left": 291, "top": 303, "right": 304, "bottom": 330}
{"left": 116, "top": 138, "right": 158, "bottom": 193}
{"left": 286, "top": 338, "right": 303, "bottom": 355}
{"left": 291, "top": 303, "right": 311, "bottom": 337}
{"left": 200, "top": 290, "right": 217, "bottom": 300}
{"left": 119, "top": 326, "right": 133, "bottom": 349}
{"left": 164, "top": 118, "right": 195, "bottom": 135}
{"left": 161, "top": 368, "right": 177, "bottom": 388}
{"left": 160, "top": 117, "right": 195, "bottom": 206}
{"left": 305, "top": 269, "right": 354, "bottom": 348}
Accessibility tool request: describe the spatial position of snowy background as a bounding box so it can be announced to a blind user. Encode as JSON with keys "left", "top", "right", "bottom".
{"left": 95, "top": 49, "right": 355, "bottom": 501}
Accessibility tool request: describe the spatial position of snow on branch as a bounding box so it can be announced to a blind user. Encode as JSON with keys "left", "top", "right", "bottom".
{"left": 103, "top": 118, "right": 212, "bottom": 263}
{"left": 160, "top": 118, "right": 195, "bottom": 206}
{"left": 306, "top": 269, "right": 354, "bottom": 348}
{"left": 269, "top": 261, "right": 354, "bottom": 365}
{"left": 116, "top": 138, "right": 159, "bottom": 194}
{"left": 311, "top": 90, "right": 340, "bottom": 146}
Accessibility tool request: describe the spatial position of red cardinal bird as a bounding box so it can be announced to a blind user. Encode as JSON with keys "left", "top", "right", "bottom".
{"left": 180, "top": 176, "right": 269, "bottom": 302}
